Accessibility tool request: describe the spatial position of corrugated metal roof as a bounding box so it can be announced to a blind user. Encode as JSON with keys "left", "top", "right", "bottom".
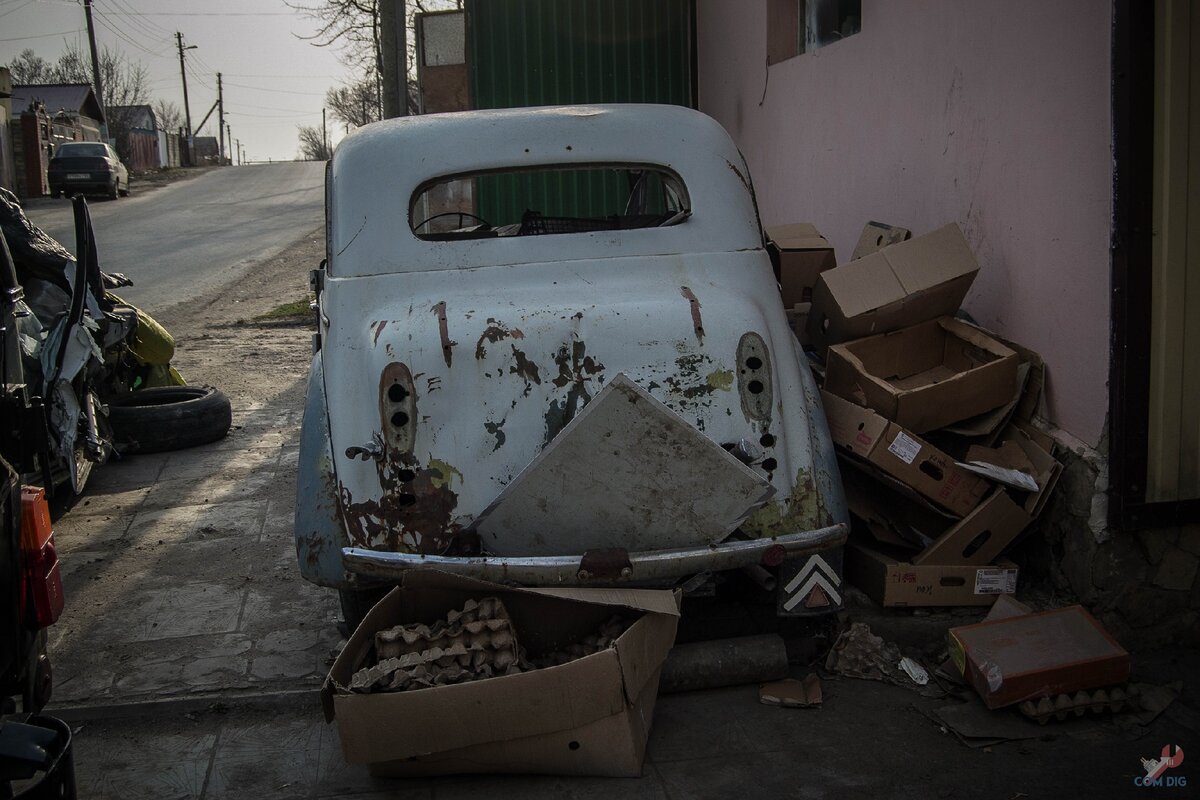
{"left": 11, "top": 83, "right": 104, "bottom": 123}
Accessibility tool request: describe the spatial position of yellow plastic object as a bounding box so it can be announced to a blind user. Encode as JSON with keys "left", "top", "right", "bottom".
{"left": 142, "top": 363, "right": 186, "bottom": 388}
{"left": 107, "top": 292, "right": 175, "bottom": 365}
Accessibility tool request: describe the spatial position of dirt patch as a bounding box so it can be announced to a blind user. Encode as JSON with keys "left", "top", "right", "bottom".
{"left": 130, "top": 165, "right": 221, "bottom": 193}
{"left": 156, "top": 227, "right": 323, "bottom": 410}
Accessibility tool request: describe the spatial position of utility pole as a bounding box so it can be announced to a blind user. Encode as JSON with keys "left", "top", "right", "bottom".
{"left": 226, "top": 121, "right": 232, "bottom": 165}
{"left": 217, "top": 73, "right": 225, "bottom": 165}
{"left": 380, "top": 0, "right": 406, "bottom": 118}
{"left": 82, "top": 0, "right": 106, "bottom": 139}
{"left": 175, "top": 32, "right": 197, "bottom": 164}
{"left": 322, "top": 107, "right": 328, "bottom": 159}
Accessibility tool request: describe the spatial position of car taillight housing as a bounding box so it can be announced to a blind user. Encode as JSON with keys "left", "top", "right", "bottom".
{"left": 19, "top": 486, "right": 64, "bottom": 627}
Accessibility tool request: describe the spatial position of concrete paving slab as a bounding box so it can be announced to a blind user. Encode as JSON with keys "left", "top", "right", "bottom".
{"left": 124, "top": 499, "right": 266, "bottom": 548}
{"left": 72, "top": 728, "right": 217, "bottom": 800}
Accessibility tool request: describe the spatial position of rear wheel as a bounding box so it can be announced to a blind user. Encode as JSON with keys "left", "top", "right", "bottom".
{"left": 108, "top": 179, "right": 119, "bottom": 200}
{"left": 106, "top": 385, "right": 232, "bottom": 454}
{"left": 118, "top": 179, "right": 130, "bottom": 197}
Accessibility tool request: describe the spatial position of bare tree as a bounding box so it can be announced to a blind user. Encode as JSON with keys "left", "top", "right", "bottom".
{"left": 297, "top": 124, "right": 332, "bottom": 160}
{"left": 153, "top": 99, "right": 184, "bottom": 132}
{"left": 290, "top": 0, "right": 461, "bottom": 118}
{"left": 48, "top": 42, "right": 150, "bottom": 110}
{"left": 326, "top": 79, "right": 381, "bottom": 131}
{"left": 6, "top": 49, "right": 53, "bottom": 84}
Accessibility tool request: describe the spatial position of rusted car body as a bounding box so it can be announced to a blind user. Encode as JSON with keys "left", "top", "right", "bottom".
{"left": 296, "top": 105, "right": 848, "bottom": 613}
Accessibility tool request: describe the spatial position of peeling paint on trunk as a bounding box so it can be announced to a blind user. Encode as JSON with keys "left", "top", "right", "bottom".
{"left": 475, "top": 319, "right": 525, "bottom": 360}
{"left": 432, "top": 301, "right": 455, "bottom": 368}
{"left": 543, "top": 340, "right": 607, "bottom": 444}
{"left": 740, "top": 468, "right": 826, "bottom": 539}
{"left": 509, "top": 345, "right": 542, "bottom": 395}
{"left": 336, "top": 454, "right": 466, "bottom": 555}
{"left": 680, "top": 285, "right": 705, "bottom": 344}
{"left": 707, "top": 368, "right": 734, "bottom": 390}
{"left": 484, "top": 418, "right": 507, "bottom": 451}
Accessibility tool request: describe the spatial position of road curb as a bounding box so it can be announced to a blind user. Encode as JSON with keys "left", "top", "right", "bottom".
{"left": 47, "top": 686, "right": 323, "bottom": 723}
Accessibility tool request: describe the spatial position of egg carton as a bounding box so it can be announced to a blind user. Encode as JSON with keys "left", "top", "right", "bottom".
{"left": 1018, "top": 685, "right": 1141, "bottom": 724}
{"left": 350, "top": 597, "right": 526, "bottom": 694}
{"left": 532, "top": 615, "right": 632, "bottom": 669}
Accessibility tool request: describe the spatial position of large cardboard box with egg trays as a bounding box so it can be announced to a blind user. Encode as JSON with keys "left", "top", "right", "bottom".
{"left": 322, "top": 571, "right": 680, "bottom": 777}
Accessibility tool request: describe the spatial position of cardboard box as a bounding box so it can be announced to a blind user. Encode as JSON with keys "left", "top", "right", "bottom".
{"left": 824, "top": 316, "right": 1019, "bottom": 434}
{"left": 842, "top": 461, "right": 1031, "bottom": 567}
{"left": 850, "top": 221, "right": 911, "bottom": 261}
{"left": 948, "top": 606, "right": 1130, "bottom": 708}
{"left": 845, "top": 540, "right": 1018, "bottom": 607}
{"left": 766, "top": 223, "right": 836, "bottom": 308}
{"left": 323, "top": 572, "right": 680, "bottom": 777}
{"left": 822, "top": 390, "right": 988, "bottom": 517}
{"left": 785, "top": 302, "right": 811, "bottom": 345}
{"left": 807, "top": 222, "right": 978, "bottom": 352}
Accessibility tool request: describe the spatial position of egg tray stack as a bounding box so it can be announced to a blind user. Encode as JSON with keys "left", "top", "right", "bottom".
{"left": 348, "top": 597, "right": 525, "bottom": 693}
{"left": 1017, "top": 685, "right": 1141, "bottom": 724}
{"left": 532, "top": 615, "right": 632, "bottom": 669}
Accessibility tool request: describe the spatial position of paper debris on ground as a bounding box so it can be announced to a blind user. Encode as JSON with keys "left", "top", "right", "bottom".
{"left": 759, "top": 674, "right": 823, "bottom": 708}
{"left": 899, "top": 657, "right": 930, "bottom": 686}
{"left": 930, "top": 698, "right": 1044, "bottom": 748}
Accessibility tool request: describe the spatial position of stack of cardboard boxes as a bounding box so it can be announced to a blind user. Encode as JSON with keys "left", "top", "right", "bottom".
{"left": 768, "top": 221, "right": 1062, "bottom": 608}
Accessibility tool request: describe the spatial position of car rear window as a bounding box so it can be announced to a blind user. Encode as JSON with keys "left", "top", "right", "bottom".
{"left": 55, "top": 144, "right": 108, "bottom": 158}
{"left": 410, "top": 164, "right": 689, "bottom": 241}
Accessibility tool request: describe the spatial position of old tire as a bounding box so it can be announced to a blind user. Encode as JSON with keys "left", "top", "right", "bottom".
{"left": 107, "top": 385, "right": 232, "bottom": 454}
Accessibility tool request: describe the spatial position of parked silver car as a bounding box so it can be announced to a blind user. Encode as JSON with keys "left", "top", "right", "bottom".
{"left": 295, "top": 105, "right": 849, "bottom": 627}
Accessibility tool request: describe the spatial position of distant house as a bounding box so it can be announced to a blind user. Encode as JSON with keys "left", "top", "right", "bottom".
{"left": 190, "top": 135, "right": 219, "bottom": 164}
{"left": 108, "top": 104, "right": 163, "bottom": 172}
{"left": 8, "top": 83, "right": 104, "bottom": 197}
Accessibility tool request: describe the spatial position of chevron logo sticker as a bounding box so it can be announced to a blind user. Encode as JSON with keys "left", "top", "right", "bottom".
{"left": 782, "top": 554, "right": 842, "bottom": 610}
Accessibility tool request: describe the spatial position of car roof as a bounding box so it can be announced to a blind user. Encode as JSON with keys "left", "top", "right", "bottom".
{"left": 328, "top": 104, "right": 764, "bottom": 276}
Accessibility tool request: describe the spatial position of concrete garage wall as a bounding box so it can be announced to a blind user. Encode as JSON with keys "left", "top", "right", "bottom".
{"left": 695, "top": 0, "right": 1112, "bottom": 451}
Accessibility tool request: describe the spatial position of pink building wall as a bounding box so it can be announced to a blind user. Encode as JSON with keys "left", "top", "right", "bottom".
{"left": 696, "top": 1, "right": 1113, "bottom": 448}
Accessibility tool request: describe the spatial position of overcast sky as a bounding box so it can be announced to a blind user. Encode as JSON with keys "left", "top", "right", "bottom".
{"left": 1, "top": 0, "right": 354, "bottom": 161}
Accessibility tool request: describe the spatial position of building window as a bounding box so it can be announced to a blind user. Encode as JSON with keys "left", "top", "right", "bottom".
{"left": 768, "top": 0, "right": 861, "bottom": 65}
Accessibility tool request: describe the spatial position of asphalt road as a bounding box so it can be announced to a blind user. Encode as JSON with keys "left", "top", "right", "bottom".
{"left": 21, "top": 162, "right": 325, "bottom": 314}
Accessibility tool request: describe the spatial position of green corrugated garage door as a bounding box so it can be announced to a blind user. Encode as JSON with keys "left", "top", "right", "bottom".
{"left": 466, "top": 0, "right": 695, "bottom": 224}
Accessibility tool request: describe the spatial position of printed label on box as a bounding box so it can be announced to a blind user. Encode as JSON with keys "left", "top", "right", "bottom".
{"left": 888, "top": 431, "right": 922, "bottom": 464}
{"left": 974, "top": 568, "right": 1018, "bottom": 595}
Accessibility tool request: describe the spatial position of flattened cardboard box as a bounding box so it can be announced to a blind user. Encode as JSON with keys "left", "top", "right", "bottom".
{"left": 841, "top": 463, "right": 1032, "bottom": 568}
{"left": 824, "top": 316, "right": 1019, "bottom": 434}
{"left": 322, "top": 572, "right": 680, "bottom": 777}
{"left": 845, "top": 540, "right": 1019, "bottom": 607}
{"left": 807, "top": 222, "right": 978, "bottom": 353}
{"left": 821, "top": 390, "right": 988, "bottom": 517}
{"left": 948, "top": 606, "right": 1130, "bottom": 708}
{"left": 766, "top": 222, "right": 836, "bottom": 308}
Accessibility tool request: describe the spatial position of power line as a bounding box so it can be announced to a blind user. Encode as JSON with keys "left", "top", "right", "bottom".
{"left": 89, "top": 11, "right": 299, "bottom": 16}
{"left": 90, "top": 9, "right": 173, "bottom": 59}
{"left": 224, "top": 81, "right": 326, "bottom": 96}
{"left": 0, "top": 29, "right": 84, "bottom": 42}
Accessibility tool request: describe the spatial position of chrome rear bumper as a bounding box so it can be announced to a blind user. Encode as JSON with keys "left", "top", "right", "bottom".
{"left": 343, "top": 522, "right": 848, "bottom": 585}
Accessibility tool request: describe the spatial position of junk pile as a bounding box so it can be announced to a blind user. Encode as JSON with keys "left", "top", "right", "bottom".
{"left": 771, "top": 220, "right": 1063, "bottom": 607}
{"left": 0, "top": 189, "right": 231, "bottom": 496}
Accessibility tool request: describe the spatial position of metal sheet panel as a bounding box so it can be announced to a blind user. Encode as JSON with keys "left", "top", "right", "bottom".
{"left": 469, "top": 374, "right": 775, "bottom": 556}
